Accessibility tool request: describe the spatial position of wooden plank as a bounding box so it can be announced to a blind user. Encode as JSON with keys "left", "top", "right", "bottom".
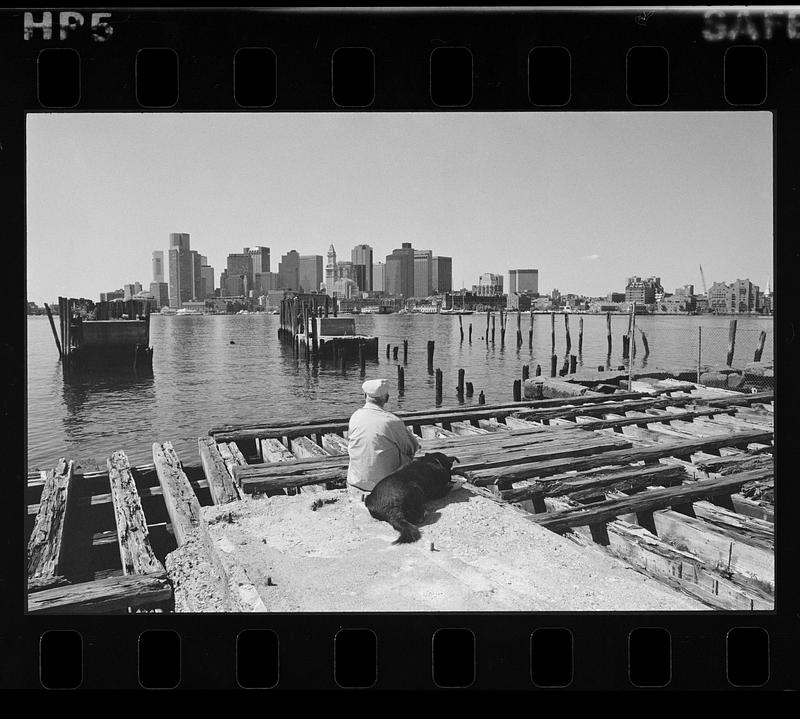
{"left": 500, "top": 464, "right": 685, "bottom": 503}
{"left": 468, "top": 429, "right": 773, "bottom": 487}
{"left": 696, "top": 391, "right": 773, "bottom": 408}
{"left": 321, "top": 433, "right": 349, "bottom": 455}
{"left": 692, "top": 501, "right": 774, "bottom": 544}
{"left": 260, "top": 437, "right": 296, "bottom": 462}
{"left": 27, "top": 572, "right": 172, "bottom": 614}
{"left": 152, "top": 442, "right": 203, "bottom": 547}
{"left": 236, "top": 462, "right": 348, "bottom": 494}
{"left": 573, "top": 519, "right": 772, "bottom": 610}
{"left": 694, "top": 453, "right": 773, "bottom": 476}
{"left": 198, "top": 437, "right": 240, "bottom": 503}
{"left": 527, "top": 468, "right": 772, "bottom": 533}
{"left": 217, "top": 441, "right": 248, "bottom": 480}
{"left": 27, "top": 459, "right": 75, "bottom": 588}
{"left": 107, "top": 451, "right": 164, "bottom": 575}
{"left": 291, "top": 435, "right": 331, "bottom": 459}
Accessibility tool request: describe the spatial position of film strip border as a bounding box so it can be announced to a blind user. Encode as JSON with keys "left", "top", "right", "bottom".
{"left": 3, "top": 9, "right": 799, "bottom": 110}
{"left": 4, "top": 7, "right": 799, "bottom": 691}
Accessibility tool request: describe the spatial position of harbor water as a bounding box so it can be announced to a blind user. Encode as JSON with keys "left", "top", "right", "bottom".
{"left": 26, "top": 313, "right": 774, "bottom": 470}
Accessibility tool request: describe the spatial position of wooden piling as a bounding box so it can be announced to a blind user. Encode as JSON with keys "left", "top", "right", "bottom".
{"left": 535, "top": 364, "right": 541, "bottom": 377}
{"left": 333, "top": 297, "right": 338, "bottom": 317}
{"left": 726, "top": 319, "right": 738, "bottom": 366}
{"left": 466, "top": 381, "right": 474, "bottom": 397}
{"left": 435, "top": 368, "right": 443, "bottom": 404}
{"left": 754, "top": 330, "right": 767, "bottom": 362}
{"left": 457, "top": 368, "right": 465, "bottom": 395}
{"left": 522, "top": 364, "right": 530, "bottom": 381}
{"left": 468, "top": 323, "right": 472, "bottom": 343}
{"left": 550, "top": 312, "right": 555, "bottom": 356}
{"left": 565, "top": 313, "right": 572, "bottom": 355}
{"left": 491, "top": 314, "right": 496, "bottom": 345}
{"left": 570, "top": 354, "right": 577, "bottom": 374}
{"left": 513, "top": 379, "right": 522, "bottom": 401}
{"left": 459, "top": 314, "right": 464, "bottom": 342}
{"left": 44, "top": 303, "right": 63, "bottom": 360}
{"left": 393, "top": 346, "right": 398, "bottom": 360}
{"left": 529, "top": 310, "right": 534, "bottom": 350}
{"left": 386, "top": 343, "right": 390, "bottom": 359}
{"left": 578, "top": 317, "right": 584, "bottom": 355}
{"left": 551, "top": 354, "right": 557, "bottom": 377}
{"left": 478, "top": 390, "right": 485, "bottom": 405}
{"left": 403, "top": 339, "right": 408, "bottom": 363}
{"left": 359, "top": 342, "right": 366, "bottom": 376}
{"left": 427, "top": 340, "right": 435, "bottom": 367}
{"left": 325, "top": 295, "right": 329, "bottom": 318}
{"left": 606, "top": 311, "right": 612, "bottom": 360}
{"left": 622, "top": 335, "right": 629, "bottom": 359}
{"left": 397, "top": 365, "right": 404, "bottom": 394}
{"left": 485, "top": 310, "right": 490, "bottom": 344}
{"left": 639, "top": 328, "right": 650, "bottom": 358}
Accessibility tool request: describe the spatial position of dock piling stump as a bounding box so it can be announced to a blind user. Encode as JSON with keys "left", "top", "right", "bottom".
{"left": 478, "top": 391, "right": 485, "bottom": 405}
{"left": 535, "top": 364, "right": 541, "bottom": 376}
{"left": 435, "top": 368, "right": 443, "bottom": 405}
{"left": 403, "top": 339, "right": 408, "bottom": 364}
{"left": 522, "top": 364, "right": 530, "bottom": 381}
{"left": 551, "top": 354, "right": 557, "bottom": 377}
{"left": 397, "top": 365, "right": 405, "bottom": 395}
{"left": 466, "top": 381, "right": 474, "bottom": 397}
{"left": 513, "top": 379, "right": 522, "bottom": 401}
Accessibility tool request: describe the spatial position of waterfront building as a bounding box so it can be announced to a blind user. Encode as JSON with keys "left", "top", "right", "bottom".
{"left": 150, "top": 282, "right": 169, "bottom": 309}
{"left": 473, "top": 273, "right": 503, "bottom": 296}
{"left": 707, "top": 281, "right": 730, "bottom": 314}
{"left": 152, "top": 251, "right": 165, "bottom": 283}
{"left": 169, "top": 232, "right": 190, "bottom": 251}
{"left": 247, "top": 246, "right": 270, "bottom": 277}
{"left": 333, "top": 277, "right": 359, "bottom": 299}
{"left": 372, "top": 261, "right": 386, "bottom": 293}
{"left": 729, "top": 278, "right": 760, "bottom": 314}
{"left": 100, "top": 289, "right": 124, "bottom": 302}
{"left": 431, "top": 256, "right": 452, "bottom": 294}
{"left": 200, "top": 265, "right": 215, "bottom": 298}
{"left": 606, "top": 291, "right": 626, "bottom": 303}
{"left": 298, "top": 255, "right": 324, "bottom": 293}
{"left": 325, "top": 245, "right": 337, "bottom": 295}
{"left": 508, "top": 269, "right": 539, "bottom": 295}
{"left": 168, "top": 233, "right": 196, "bottom": 308}
{"left": 123, "top": 282, "right": 143, "bottom": 301}
{"left": 254, "top": 271, "right": 279, "bottom": 295}
{"left": 414, "top": 249, "right": 433, "bottom": 298}
{"left": 277, "top": 250, "right": 300, "bottom": 291}
{"left": 385, "top": 243, "right": 415, "bottom": 298}
{"left": 337, "top": 260, "right": 354, "bottom": 281}
{"left": 506, "top": 292, "right": 532, "bottom": 311}
{"left": 351, "top": 244, "right": 373, "bottom": 292}
{"left": 625, "top": 276, "right": 663, "bottom": 305}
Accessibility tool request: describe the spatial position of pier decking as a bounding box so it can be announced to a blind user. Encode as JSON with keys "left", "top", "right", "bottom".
{"left": 26, "top": 378, "right": 774, "bottom": 613}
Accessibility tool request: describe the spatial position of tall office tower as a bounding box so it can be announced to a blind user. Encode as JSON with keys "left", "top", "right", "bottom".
{"left": 337, "top": 260, "right": 354, "bottom": 282}
{"left": 189, "top": 250, "right": 202, "bottom": 300}
{"left": 247, "top": 246, "right": 270, "bottom": 277}
{"left": 414, "top": 250, "right": 433, "bottom": 298}
{"left": 152, "top": 251, "right": 165, "bottom": 283}
{"left": 325, "top": 245, "right": 337, "bottom": 294}
{"left": 254, "top": 272, "right": 279, "bottom": 294}
{"left": 372, "top": 262, "right": 385, "bottom": 292}
{"left": 123, "top": 282, "right": 143, "bottom": 301}
{"left": 431, "top": 256, "right": 453, "bottom": 294}
{"left": 278, "top": 250, "right": 301, "bottom": 290}
{"left": 200, "top": 264, "right": 215, "bottom": 298}
{"left": 167, "top": 232, "right": 193, "bottom": 307}
{"left": 299, "top": 255, "right": 324, "bottom": 292}
{"left": 509, "top": 269, "right": 539, "bottom": 295}
{"left": 385, "top": 242, "right": 415, "bottom": 297}
{"left": 351, "top": 244, "right": 373, "bottom": 292}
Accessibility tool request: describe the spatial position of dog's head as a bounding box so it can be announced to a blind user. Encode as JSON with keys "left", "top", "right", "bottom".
{"left": 424, "top": 452, "right": 460, "bottom": 472}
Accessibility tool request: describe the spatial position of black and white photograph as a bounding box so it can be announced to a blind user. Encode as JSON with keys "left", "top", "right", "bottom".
{"left": 26, "top": 110, "right": 774, "bottom": 614}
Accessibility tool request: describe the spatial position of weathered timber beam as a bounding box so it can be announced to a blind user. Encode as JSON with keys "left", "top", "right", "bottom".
{"left": 500, "top": 464, "right": 686, "bottom": 503}
{"left": 696, "top": 392, "right": 773, "bottom": 408}
{"left": 527, "top": 468, "right": 772, "bottom": 533}
{"left": 107, "top": 451, "right": 164, "bottom": 575}
{"left": 152, "top": 442, "right": 203, "bottom": 546}
{"left": 198, "top": 438, "right": 240, "bottom": 503}
{"left": 512, "top": 395, "right": 699, "bottom": 421}
{"left": 207, "top": 392, "right": 655, "bottom": 442}
{"left": 27, "top": 571, "right": 172, "bottom": 614}
{"left": 27, "top": 459, "right": 75, "bottom": 588}
{"left": 695, "top": 453, "right": 773, "bottom": 475}
{"left": 468, "top": 429, "right": 773, "bottom": 487}
{"left": 236, "top": 465, "right": 348, "bottom": 494}
{"left": 692, "top": 501, "right": 774, "bottom": 545}
{"left": 260, "top": 438, "right": 296, "bottom": 462}
{"left": 321, "top": 433, "right": 349, "bottom": 455}
{"left": 291, "top": 435, "right": 331, "bottom": 459}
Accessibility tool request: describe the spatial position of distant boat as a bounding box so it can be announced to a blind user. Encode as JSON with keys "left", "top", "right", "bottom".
{"left": 159, "top": 307, "right": 177, "bottom": 315}
{"left": 176, "top": 308, "right": 202, "bottom": 315}
{"left": 271, "top": 310, "right": 280, "bottom": 315}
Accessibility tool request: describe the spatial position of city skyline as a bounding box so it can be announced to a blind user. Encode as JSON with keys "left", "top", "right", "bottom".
{"left": 26, "top": 112, "right": 772, "bottom": 304}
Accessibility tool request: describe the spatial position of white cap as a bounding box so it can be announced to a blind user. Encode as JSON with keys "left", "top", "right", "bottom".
{"left": 362, "top": 378, "right": 389, "bottom": 398}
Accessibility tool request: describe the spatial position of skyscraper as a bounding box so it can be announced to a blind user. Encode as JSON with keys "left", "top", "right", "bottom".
{"left": 168, "top": 232, "right": 194, "bottom": 308}
{"left": 413, "top": 250, "right": 433, "bottom": 298}
{"left": 431, "top": 256, "right": 452, "bottom": 294}
{"left": 200, "top": 264, "right": 215, "bottom": 298}
{"left": 385, "top": 242, "right": 415, "bottom": 298}
{"left": 299, "top": 255, "right": 324, "bottom": 293}
{"left": 372, "top": 262, "right": 385, "bottom": 292}
{"left": 351, "top": 244, "right": 373, "bottom": 292}
{"left": 325, "top": 245, "right": 337, "bottom": 295}
{"left": 247, "top": 246, "right": 270, "bottom": 277}
{"left": 152, "top": 251, "right": 165, "bottom": 283}
{"left": 509, "top": 269, "right": 539, "bottom": 295}
{"left": 278, "top": 250, "right": 301, "bottom": 290}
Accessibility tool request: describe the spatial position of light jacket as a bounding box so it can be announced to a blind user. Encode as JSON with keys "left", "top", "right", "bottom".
{"left": 346, "top": 401, "right": 420, "bottom": 490}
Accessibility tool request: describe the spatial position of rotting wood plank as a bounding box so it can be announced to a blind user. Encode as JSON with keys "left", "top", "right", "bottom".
{"left": 198, "top": 438, "right": 240, "bottom": 503}
{"left": 217, "top": 442, "right": 248, "bottom": 480}
{"left": 107, "top": 450, "right": 164, "bottom": 575}
{"left": 527, "top": 468, "right": 772, "bottom": 533}
{"left": 27, "top": 459, "right": 75, "bottom": 588}
{"left": 291, "top": 435, "right": 331, "bottom": 459}
{"left": 152, "top": 442, "right": 203, "bottom": 547}
{"left": 695, "top": 453, "right": 773, "bottom": 475}
{"left": 27, "top": 571, "right": 172, "bottom": 614}
{"left": 571, "top": 519, "right": 772, "bottom": 610}
{"left": 260, "top": 438, "right": 296, "bottom": 463}
{"left": 467, "top": 429, "right": 772, "bottom": 487}
{"left": 499, "top": 464, "right": 685, "bottom": 503}
{"left": 321, "top": 433, "right": 349, "bottom": 455}
{"left": 512, "top": 395, "right": 701, "bottom": 422}
{"left": 692, "top": 501, "right": 774, "bottom": 545}
{"left": 696, "top": 392, "right": 773, "bottom": 408}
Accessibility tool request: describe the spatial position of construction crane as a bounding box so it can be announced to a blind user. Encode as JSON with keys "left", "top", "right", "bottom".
{"left": 699, "top": 264, "right": 708, "bottom": 296}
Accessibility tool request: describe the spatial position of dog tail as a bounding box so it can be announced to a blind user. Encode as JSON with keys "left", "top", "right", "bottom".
{"left": 386, "top": 508, "right": 421, "bottom": 544}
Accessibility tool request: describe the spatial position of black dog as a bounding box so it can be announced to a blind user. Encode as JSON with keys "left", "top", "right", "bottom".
{"left": 364, "top": 452, "right": 460, "bottom": 544}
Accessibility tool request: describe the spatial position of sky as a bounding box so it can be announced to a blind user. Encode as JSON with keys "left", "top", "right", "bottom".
{"left": 26, "top": 111, "right": 772, "bottom": 304}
